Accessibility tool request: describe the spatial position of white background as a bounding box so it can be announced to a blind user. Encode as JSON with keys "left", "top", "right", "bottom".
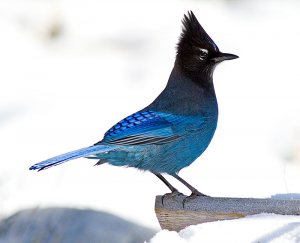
{"left": 0, "top": 0, "right": 300, "bottom": 231}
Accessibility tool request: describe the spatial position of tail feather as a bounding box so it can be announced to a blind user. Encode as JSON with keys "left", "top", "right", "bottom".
{"left": 29, "top": 145, "right": 114, "bottom": 171}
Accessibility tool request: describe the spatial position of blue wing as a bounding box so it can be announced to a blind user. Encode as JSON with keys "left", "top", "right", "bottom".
{"left": 98, "top": 110, "right": 187, "bottom": 146}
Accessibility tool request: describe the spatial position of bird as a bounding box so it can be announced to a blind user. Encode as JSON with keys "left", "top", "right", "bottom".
{"left": 29, "top": 11, "right": 238, "bottom": 196}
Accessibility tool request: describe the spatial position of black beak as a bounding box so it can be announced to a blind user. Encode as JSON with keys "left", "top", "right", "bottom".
{"left": 211, "top": 52, "right": 239, "bottom": 63}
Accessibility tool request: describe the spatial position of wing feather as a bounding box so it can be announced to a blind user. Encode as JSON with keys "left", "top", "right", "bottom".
{"left": 98, "top": 110, "right": 183, "bottom": 146}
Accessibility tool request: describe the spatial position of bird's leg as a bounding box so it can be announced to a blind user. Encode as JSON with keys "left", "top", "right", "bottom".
{"left": 172, "top": 174, "right": 208, "bottom": 197}
{"left": 154, "top": 173, "right": 178, "bottom": 193}
{"left": 154, "top": 173, "right": 183, "bottom": 206}
{"left": 172, "top": 174, "right": 209, "bottom": 208}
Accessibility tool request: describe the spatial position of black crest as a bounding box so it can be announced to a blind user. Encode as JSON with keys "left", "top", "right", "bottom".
{"left": 177, "top": 11, "right": 218, "bottom": 56}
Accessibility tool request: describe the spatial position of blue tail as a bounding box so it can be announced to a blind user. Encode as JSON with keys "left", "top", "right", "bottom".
{"left": 29, "top": 145, "right": 114, "bottom": 171}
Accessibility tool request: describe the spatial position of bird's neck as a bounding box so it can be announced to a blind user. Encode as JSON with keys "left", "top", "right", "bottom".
{"left": 168, "top": 63, "right": 216, "bottom": 95}
{"left": 147, "top": 64, "right": 218, "bottom": 116}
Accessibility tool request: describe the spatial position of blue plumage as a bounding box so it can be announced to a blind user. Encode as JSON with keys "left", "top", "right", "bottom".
{"left": 29, "top": 11, "right": 238, "bottom": 196}
{"left": 104, "top": 111, "right": 160, "bottom": 138}
{"left": 102, "top": 110, "right": 172, "bottom": 142}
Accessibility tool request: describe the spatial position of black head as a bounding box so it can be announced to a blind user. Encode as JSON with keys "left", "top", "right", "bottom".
{"left": 176, "top": 11, "right": 238, "bottom": 80}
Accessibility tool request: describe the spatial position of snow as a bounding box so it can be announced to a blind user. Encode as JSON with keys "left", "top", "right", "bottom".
{"left": 149, "top": 214, "right": 300, "bottom": 243}
{"left": 1, "top": 0, "right": 300, "bottom": 240}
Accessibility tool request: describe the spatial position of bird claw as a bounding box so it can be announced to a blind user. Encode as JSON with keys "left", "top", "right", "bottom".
{"left": 161, "top": 190, "right": 184, "bottom": 206}
{"left": 191, "top": 190, "right": 208, "bottom": 197}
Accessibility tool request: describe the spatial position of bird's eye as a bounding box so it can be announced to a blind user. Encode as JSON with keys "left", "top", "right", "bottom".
{"left": 198, "top": 48, "right": 208, "bottom": 60}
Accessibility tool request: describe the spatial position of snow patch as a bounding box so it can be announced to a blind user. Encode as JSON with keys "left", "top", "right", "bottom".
{"left": 149, "top": 214, "right": 300, "bottom": 243}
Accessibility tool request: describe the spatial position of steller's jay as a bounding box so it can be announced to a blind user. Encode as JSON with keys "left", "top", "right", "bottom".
{"left": 30, "top": 11, "right": 238, "bottom": 196}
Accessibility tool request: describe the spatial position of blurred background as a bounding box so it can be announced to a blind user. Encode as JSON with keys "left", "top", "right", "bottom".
{"left": 0, "top": 0, "right": 300, "bottom": 241}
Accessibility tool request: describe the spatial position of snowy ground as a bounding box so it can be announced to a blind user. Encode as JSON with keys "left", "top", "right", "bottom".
{"left": 1, "top": 0, "right": 300, "bottom": 240}
{"left": 149, "top": 214, "right": 300, "bottom": 243}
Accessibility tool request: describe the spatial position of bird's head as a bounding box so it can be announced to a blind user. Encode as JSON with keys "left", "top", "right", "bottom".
{"left": 176, "top": 11, "right": 238, "bottom": 80}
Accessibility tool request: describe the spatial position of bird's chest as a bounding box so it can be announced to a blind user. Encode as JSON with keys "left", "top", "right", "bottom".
{"left": 170, "top": 114, "right": 218, "bottom": 167}
{"left": 184, "top": 114, "right": 217, "bottom": 146}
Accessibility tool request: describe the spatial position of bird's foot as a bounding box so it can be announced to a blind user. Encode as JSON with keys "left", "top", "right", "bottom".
{"left": 182, "top": 190, "right": 209, "bottom": 208}
{"left": 191, "top": 190, "right": 208, "bottom": 197}
{"left": 161, "top": 190, "right": 184, "bottom": 206}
